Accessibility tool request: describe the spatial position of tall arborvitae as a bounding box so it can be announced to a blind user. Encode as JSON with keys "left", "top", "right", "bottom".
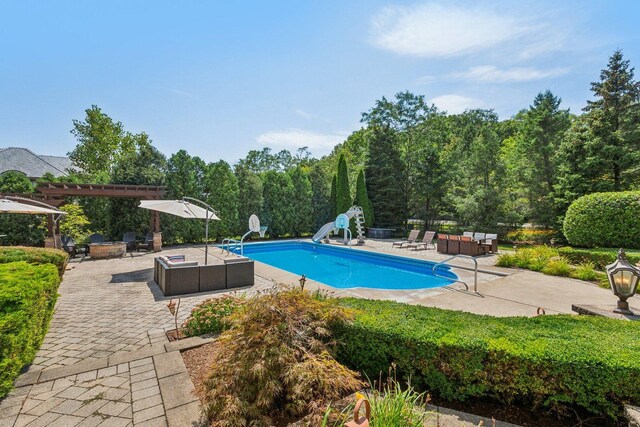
{"left": 335, "top": 154, "right": 351, "bottom": 215}
{"left": 329, "top": 174, "right": 337, "bottom": 220}
{"left": 353, "top": 169, "right": 374, "bottom": 228}
{"left": 365, "top": 126, "right": 406, "bottom": 228}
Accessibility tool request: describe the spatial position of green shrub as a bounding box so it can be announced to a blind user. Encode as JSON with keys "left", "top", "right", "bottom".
{"left": 506, "top": 229, "right": 557, "bottom": 244}
{"left": 333, "top": 298, "right": 640, "bottom": 419}
{"left": 0, "top": 246, "right": 68, "bottom": 276}
{"left": 559, "top": 246, "right": 640, "bottom": 270}
{"left": 0, "top": 262, "right": 61, "bottom": 397}
{"left": 570, "top": 262, "right": 600, "bottom": 281}
{"left": 564, "top": 191, "right": 640, "bottom": 248}
{"left": 203, "top": 288, "right": 364, "bottom": 425}
{"left": 181, "top": 295, "right": 244, "bottom": 337}
{"left": 541, "top": 257, "right": 572, "bottom": 277}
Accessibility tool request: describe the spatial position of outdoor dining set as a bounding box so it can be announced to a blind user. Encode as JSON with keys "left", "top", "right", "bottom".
{"left": 393, "top": 230, "right": 498, "bottom": 257}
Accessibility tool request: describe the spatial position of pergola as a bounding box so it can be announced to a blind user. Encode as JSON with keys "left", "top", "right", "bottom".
{"left": 0, "top": 182, "right": 167, "bottom": 249}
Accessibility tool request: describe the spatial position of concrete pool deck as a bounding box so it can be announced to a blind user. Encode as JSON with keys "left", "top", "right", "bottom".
{"left": 0, "top": 239, "right": 628, "bottom": 426}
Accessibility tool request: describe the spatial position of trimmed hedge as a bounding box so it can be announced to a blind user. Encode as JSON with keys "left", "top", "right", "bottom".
{"left": 334, "top": 298, "right": 640, "bottom": 418}
{"left": 0, "top": 246, "right": 68, "bottom": 276}
{"left": 563, "top": 191, "right": 640, "bottom": 249}
{"left": 559, "top": 246, "right": 640, "bottom": 270}
{"left": 0, "top": 262, "right": 61, "bottom": 397}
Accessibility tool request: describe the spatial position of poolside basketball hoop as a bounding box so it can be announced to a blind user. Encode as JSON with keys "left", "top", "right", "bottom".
{"left": 248, "top": 214, "right": 261, "bottom": 233}
{"left": 259, "top": 226, "right": 268, "bottom": 238}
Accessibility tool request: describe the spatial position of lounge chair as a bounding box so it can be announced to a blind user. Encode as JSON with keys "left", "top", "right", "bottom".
{"left": 61, "top": 235, "right": 86, "bottom": 258}
{"left": 406, "top": 231, "right": 436, "bottom": 250}
{"left": 123, "top": 231, "right": 137, "bottom": 252}
{"left": 392, "top": 229, "right": 420, "bottom": 247}
{"left": 137, "top": 232, "right": 155, "bottom": 252}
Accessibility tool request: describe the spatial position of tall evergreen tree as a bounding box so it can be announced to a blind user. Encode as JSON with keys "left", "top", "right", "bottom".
{"left": 512, "top": 91, "right": 570, "bottom": 228}
{"left": 235, "top": 166, "right": 263, "bottom": 233}
{"left": 365, "top": 126, "right": 406, "bottom": 228}
{"left": 335, "top": 154, "right": 351, "bottom": 215}
{"left": 205, "top": 160, "right": 239, "bottom": 239}
{"left": 261, "top": 171, "right": 295, "bottom": 237}
{"left": 329, "top": 174, "right": 337, "bottom": 220}
{"left": 353, "top": 169, "right": 374, "bottom": 228}
{"left": 288, "top": 166, "right": 314, "bottom": 236}
{"left": 584, "top": 49, "right": 640, "bottom": 190}
{"left": 309, "top": 163, "right": 331, "bottom": 229}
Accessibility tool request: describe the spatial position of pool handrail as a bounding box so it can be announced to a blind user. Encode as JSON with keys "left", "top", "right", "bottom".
{"left": 221, "top": 238, "right": 240, "bottom": 255}
{"left": 431, "top": 254, "right": 478, "bottom": 293}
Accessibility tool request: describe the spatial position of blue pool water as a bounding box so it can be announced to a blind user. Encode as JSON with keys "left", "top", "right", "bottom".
{"left": 235, "top": 241, "right": 456, "bottom": 290}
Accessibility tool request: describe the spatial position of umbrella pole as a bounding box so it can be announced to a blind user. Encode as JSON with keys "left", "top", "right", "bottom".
{"left": 205, "top": 207, "right": 209, "bottom": 265}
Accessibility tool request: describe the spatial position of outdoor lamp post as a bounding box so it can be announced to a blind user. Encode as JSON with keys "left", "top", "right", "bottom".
{"left": 606, "top": 249, "right": 640, "bottom": 314}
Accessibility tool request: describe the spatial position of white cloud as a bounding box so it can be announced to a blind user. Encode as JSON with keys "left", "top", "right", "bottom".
{"left": 294, "top": 109, "right": 315, "bottom": 119}
{"left": 431, "top": 95, "right": 483, "bottom": 114}
{"left": 370, "top": 3, "right": 561, "bottom": 58}
{"left": 256, "top": 129, "right": 348, "bottom": 155}
{"left": 449, "top": 65, "right": 570, "bottom": 82}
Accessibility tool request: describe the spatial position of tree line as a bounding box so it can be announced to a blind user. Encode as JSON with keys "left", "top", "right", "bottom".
{"left": 1, "top": 50, "right": 638, "bottom": 245}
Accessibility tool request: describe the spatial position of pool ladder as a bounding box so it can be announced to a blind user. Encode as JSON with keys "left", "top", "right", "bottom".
{"left": 220, "top": 238, "right": 241, "bottom": 255}
{"left": 432, "top": 254, "right": 478, "bottom": 293}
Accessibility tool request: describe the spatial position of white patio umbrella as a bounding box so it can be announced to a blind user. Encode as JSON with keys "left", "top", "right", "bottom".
{"left": 138, "top": 198, "right": 219, "bottom": 264}
{"left": 0, "top": 197, "right": 67, "bottom": 249}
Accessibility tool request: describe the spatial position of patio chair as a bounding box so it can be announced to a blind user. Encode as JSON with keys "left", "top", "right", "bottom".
{"left": 137, "top": 232, "right": 155, "bottom": 252}
{"left": 460, "top": 236, "right": 485, "bottom": 256}
{"left": 463, "top": 231, "right": 474, "bottom": 238}
{"left": 473, "top": 232, "right": 486, "bottom": 241}
{"left": 89, "top": 233, "right": 105, "bottom": 244}
{"left": 392, "top": 229, "right": 420, "bottom": 248}
{"left": 60, "top": 235, "right": 86, "bottom": 258}
{"left": 406, "top": 231, "right": 436, "bottom": 250}
{"left": 481, "top": 233, "right": 498, "bottom": 254}
{"left": 123, "top": 231, "right": 137, "bottom": 252}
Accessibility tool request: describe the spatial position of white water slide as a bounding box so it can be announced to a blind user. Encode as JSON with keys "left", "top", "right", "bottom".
{"left": 312, "top": 206, "right": 365, "bottom": 243}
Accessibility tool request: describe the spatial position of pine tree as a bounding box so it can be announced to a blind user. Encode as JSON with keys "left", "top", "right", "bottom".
{"left": 353, "top": 169, "right": 374, "bottom": 228}
{"left": 335, "top": 154, "right": 351, "bottom": 215}
{"left": 329, "top": 174, "right": 337, "bottom": 220}
{"left": 584, "top": 50, "right": 640, "bottom": 190}
{"left": 365, "top": 126, "right": 406, "bottom": 228}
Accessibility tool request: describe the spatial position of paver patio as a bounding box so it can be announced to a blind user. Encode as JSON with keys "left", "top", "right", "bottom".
{"left": 0, "top": 239, "right": 625, "bottom": 426}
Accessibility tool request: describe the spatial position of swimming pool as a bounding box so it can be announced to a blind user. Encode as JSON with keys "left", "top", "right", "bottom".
{"left": 235, "top": 241, "right": 457, "bottom": 290}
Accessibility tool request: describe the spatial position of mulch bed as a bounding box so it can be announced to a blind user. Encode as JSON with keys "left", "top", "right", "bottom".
{"left": 182, "top": 340, "right": 218, "bottom": 402}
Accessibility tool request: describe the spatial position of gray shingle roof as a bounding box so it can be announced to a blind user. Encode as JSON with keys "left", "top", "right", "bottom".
{"left": 0, "top": 147, "right": 73, "bottom": 178}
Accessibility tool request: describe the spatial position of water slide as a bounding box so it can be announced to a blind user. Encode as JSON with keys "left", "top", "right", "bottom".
{"left": 312, "top": 222, "right": 335, "bottom": 243}
{"left": 311, "top": 209, "right": 360, "bottom": 243}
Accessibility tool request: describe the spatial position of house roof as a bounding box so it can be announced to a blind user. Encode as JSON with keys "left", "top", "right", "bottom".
{"left": 0, "top": 147, "right": 73, "bottom": 178}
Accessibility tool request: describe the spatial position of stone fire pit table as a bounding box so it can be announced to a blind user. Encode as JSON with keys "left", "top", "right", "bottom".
{"left": 89, "top": 241, "right": 127, "bottom": 259}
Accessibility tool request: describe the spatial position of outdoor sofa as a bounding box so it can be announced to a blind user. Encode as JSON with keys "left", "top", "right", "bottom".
{"left": 154, "top": 254, "right": 254, "bottom": 296}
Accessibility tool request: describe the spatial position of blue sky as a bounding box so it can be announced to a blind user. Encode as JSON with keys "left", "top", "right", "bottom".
{"left": 1, "top": 1, "right": 639, "bottom": 163}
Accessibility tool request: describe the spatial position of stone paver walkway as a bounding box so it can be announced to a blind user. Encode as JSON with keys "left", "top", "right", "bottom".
{"left": 1, "top": 246, "right": 273, "bottom": 427}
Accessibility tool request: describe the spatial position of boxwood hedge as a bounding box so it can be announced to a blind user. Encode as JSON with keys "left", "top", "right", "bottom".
{"left": 0, "top": 261, "right": 61, "bottom": 397}
{"left": 334, "top": 298, "right": 640, "bottom": 418}
{"left": 563, "top": 191, "right": 640, "bottom": 249}
{"left": 0, "top": 246, "right": 68, "bottom": 276}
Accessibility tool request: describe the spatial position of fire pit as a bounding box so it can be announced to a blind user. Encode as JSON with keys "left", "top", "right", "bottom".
{"left": 89, "top": 241, "right": 127, "bottom": 259}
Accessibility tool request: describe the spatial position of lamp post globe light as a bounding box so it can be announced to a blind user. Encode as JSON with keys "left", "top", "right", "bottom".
{"left": 605, "top": 249, "right": 640, "bottom": 314}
